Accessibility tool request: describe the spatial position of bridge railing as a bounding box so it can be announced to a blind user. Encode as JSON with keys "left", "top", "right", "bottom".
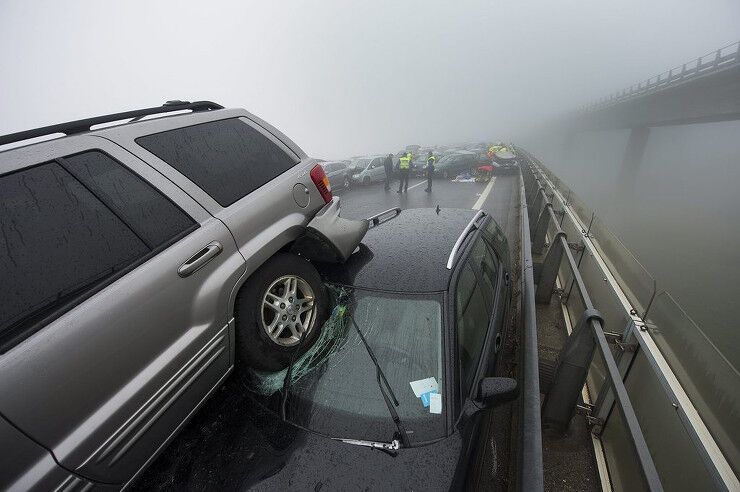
{"left": 579, "top": 40, "right": 740, "bottom": 112}
{"left": 518, "top": 149, "right": 739, "bottom": 491}
{"left": 535, "top": 166, "right": 658, "bottom": 317}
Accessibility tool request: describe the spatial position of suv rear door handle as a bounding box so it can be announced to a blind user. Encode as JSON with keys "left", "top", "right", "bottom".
{"left": 178, "top": 241, "right": 223, "bottom": 277}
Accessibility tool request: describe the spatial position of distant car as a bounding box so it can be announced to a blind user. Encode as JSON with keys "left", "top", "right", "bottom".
{"left": 350, "top": 155, "right": 387, "bottom": 185}
{"left": 434, "top": 151, "right": 479, "bottom": 179}
{"left": 243, "top": 208, "right": 515, "bottom": 490}
{"left": 0, "top": 101, "right": 368, "bottom": 490}
{"left": 492, "top": 150, "right": 519, "bottom": 175}
{"left": 321, "top": 160, "right": 352, "bottom": 190}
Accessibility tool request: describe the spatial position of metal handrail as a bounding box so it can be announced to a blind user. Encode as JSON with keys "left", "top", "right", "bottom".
{"left": 517, "top": 171, "right": 545, "bottom": 492}
{"left": 521, "top": 160, "right": 663, "bottom": 490}
{"left": 521, "top": 151, "right": 739, "bottom": 490}
{"left": 578, "top": 40, "right": 740, "bottom": 113}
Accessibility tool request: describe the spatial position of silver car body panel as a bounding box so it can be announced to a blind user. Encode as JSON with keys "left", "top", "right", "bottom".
{"left": 292, "top": 198, "right": 369, "bottom": 263}
{"left": 0, "top": 107, "right": 366, "bottom": 488}
{"left": 0, "top": 134, "right": 245, "bottom": 484}
{"left": 0, "top": 416, "right": 83, "bottom": 492}
{"left": 353, "top": 156, "right": 386, "bottom": 184}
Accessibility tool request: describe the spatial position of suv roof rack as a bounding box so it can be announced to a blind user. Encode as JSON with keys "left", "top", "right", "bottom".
{"left": 0, "top": 100, "right": 223, "bottom": 147}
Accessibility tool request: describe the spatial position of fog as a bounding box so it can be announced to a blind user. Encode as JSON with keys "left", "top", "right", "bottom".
{"left": 1, "top": 0, "right": 739, "bottom": 157}
{"left": 1, "top": 2, "right": 739, "bottom": 362}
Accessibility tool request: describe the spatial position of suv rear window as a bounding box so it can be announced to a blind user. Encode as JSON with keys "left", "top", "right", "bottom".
{"left": 136, "top": 118, "right": 299, "bottom": 207}
{"left": 0, "top": 151, "right": 197, "bottom": 351}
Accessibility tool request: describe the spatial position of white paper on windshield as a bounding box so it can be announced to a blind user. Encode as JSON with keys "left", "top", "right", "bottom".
{"left": 429, "top": 393, "right": 442, "bottom": 414}
{"left": 409, "top": 377, "right": 438, "bottom": 397}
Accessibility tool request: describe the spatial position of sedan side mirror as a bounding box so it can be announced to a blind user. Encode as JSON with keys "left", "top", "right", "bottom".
{"left": 475, "top": 377, "right": 518, "bottom": 408}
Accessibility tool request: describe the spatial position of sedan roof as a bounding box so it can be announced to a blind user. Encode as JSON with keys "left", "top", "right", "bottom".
{"left": 318, "top": 208, "right": 480, "bottom": 292}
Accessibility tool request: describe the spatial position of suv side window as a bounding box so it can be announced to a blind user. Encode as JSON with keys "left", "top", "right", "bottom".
{"left": 136, "top": 118, "right": 299, "bottom": 207}
{"left": 0, "top": 152, "right": 197, "bottom": 352}
{"left": 455, "top": 263, "right": 489, "bottom": 394}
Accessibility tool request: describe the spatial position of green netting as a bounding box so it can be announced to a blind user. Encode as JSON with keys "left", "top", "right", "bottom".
{"left": 249, "top": 285, "right": 352, "bottom": 395}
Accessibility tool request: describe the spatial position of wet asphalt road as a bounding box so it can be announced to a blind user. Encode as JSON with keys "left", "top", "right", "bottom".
{"left": 132, "top": 174, "right": 521, "bottom": 491}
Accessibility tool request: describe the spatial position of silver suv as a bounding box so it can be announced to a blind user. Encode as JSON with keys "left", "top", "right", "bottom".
{"left": 0, "top": 101, "right": 366, "bottom": 490}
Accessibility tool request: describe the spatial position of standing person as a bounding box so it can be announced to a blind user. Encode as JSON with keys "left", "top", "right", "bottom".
{"left": 397, "top": 152, "right": 411, "bottom": 193}
{"left": 383, "top": 153, "right": 393, "bottom": 191}
{"left": 424, "top": 151, "right": 436, "bottom": 193}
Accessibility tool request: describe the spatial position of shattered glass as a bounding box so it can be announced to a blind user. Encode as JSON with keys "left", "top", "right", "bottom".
{"left": 249, "top": 285, "right": 353, "bottom": 396}
{"left": 246, "top": 284, "right": 446, "bottom": 444}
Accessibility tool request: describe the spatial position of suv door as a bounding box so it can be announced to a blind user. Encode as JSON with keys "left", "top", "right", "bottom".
{"left": 0, "top": 138, "right": 245, "bottom": 485}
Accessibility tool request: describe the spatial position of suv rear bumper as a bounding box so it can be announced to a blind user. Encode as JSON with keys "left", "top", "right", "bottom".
{"left": 292, "top": 198, "right": 369, "bottom": 263}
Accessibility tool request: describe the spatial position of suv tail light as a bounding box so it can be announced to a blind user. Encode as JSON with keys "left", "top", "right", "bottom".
{"left": 310, "top": 164, "right": 333, "bottom": 203}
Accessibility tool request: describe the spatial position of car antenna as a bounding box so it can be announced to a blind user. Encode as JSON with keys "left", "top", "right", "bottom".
{"left": 436, "top": 205, "right": 441, "bottom": 215}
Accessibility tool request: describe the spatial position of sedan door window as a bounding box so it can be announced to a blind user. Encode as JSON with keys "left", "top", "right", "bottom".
{"left": 455, "top": 263, "right": 489, "bottom": 393}
{"left": 468, "top": 237, "right": 500, "bottom": 314}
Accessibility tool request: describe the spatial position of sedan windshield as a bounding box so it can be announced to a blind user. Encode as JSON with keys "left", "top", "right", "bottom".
{"left": 248, "top": 285, "right": 446, "bottom": 445}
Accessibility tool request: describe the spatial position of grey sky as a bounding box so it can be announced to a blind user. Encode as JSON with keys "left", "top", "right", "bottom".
{"left": 1, "top": 0, "right": 739, "bottom": 157}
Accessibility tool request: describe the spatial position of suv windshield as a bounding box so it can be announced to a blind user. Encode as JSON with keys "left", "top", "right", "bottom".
{"left": 249, "top": 286, "right": 445, "bottom": 444}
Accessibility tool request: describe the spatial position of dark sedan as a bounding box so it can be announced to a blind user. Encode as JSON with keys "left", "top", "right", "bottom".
{"left": 435, "top": 151, "right": 480, "bottom": 179}
{"left": 321, "top": 160, "right": 353, "bottom": 190}
{"left": 255, "top": 208, "right": 514, "bottom": 489}
{"left": 133, "top": 208, "right": 516, "bottom": 491}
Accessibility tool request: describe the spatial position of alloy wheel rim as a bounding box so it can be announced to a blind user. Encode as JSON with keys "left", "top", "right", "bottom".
{"left": 261, "top": 275, "right": 316, "bottom": 347}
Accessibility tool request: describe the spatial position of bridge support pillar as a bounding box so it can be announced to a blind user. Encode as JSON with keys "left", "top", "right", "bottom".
{"left": 617, "top": 126, "right": 651, "bottom": 194}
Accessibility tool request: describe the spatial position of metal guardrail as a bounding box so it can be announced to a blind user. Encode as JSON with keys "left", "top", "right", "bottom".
{"left": 579, "top": 40, "right": 740, "bottom": 112}
{"left": 517, "top": 172, "right": 544, "bottom": 492}
{"left": 521, "top": 162, "right": 663, "bottom": 491}
{"left": 518, "top": 148, "right": 739, "bottom": 491}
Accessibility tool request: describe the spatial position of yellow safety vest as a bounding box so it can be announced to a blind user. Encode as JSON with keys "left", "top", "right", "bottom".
{"left": 399, "top": 155, "right": 411, "bottom": 170}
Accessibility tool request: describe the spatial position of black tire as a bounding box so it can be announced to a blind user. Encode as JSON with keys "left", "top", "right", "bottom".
{"left": 234, "top": 253, "right": 328, "bottom": 372}
{"left": 442, "top": 170, "right": 450, "bottom": 179}
{"left": 363, "top": 176, "right": 371, "bottom": 185}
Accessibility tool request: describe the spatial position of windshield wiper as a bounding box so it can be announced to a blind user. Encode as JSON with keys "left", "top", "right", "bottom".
{"left": 349, "top": 316, "right": 411, "bottom": 448}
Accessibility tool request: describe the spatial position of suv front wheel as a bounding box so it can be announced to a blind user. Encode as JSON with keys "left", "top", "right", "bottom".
{"left": 235, "top": 253, "right": 328, "bottom": 372}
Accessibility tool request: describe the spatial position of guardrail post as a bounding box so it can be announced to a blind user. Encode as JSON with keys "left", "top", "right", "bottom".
{"left": 542, "top": 309, "right": 604, "bottom": 434}
{"left": 531, "top": 204, "right": 553, "bottom": 255}
{"left": 535, "top": 232, "right": 566, "bottom": 303}
{"left": 591, "top": 319, "right": 640, "bottom": 435}
{"left": 714, "top": 49, "right": 721, "bottom": 68}
{"left": 529, "top": 188, "right": 545, "bottom": 232}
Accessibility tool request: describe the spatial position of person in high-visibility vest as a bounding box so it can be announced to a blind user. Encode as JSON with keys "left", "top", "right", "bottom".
{"left": 424, "top": 151, "right": 436, "bottom": 193}
{"left": 397, "top": 152, "right": 411, "bottom": 193}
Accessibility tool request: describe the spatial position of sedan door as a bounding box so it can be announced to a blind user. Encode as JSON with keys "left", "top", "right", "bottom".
{"left": 368, "top": 158, "right": 385, "bottom": 182}
{"left": 0, "top": 138, "right": 245, "bottom": 485}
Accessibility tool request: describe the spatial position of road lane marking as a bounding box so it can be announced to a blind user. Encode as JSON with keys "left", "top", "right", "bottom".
{"left": 472, "top": 177, "right": 496, "bottom": 210}
{"left": 407, "top": 180, "right": 427, "bottom": 191}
